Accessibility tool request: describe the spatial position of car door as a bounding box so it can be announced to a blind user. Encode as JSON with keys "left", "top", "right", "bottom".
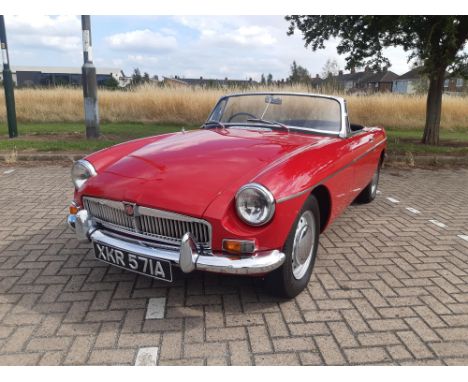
{"left": 322, "top": 137, "right": 360, "bottom": 222}
{"left": 347, "top": 128, "right": 379, "bottom": 196}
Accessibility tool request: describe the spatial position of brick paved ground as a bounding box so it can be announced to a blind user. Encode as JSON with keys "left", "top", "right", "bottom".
{"left": 0, "top": 164, "right": 467, "bottom": 366}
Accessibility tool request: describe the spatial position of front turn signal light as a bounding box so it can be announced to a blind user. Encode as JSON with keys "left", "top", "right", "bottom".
{"left": 222, "top": 239, "right": 255, "bottom": 255}
{"left": 69, "top": 203, "right": 80, "bottom": 215}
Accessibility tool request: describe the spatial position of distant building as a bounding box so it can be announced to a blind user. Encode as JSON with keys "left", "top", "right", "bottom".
{"left": 444, "top": 77, "right": 466, "bottom": 93}
{"left": 1, "top": 66, "right": 126, "bottom": 87}
{"left": 393, "top": 67, "right": 466, "bottom": 94}
{"left": 315, "top": 67, "right": 399, "bottom": 93}
{"left": 335, "top": 67, "right": 375, "bottom": 92}
{"left": 392, "top": 68, "right": 424, "bottom": 94}
{"left": 310, "top": 74, "right": 324, "bottom": 89}
{"left": 163, "top": 76, "right": 257, "bottom": 88}
{"left": 363, "top": 70, "right": 399, "bottom": 92}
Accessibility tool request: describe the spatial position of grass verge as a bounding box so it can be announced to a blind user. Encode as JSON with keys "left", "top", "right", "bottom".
{"left": 0, "top": 122, "right": 467, "bottom": 156}
{"left": 386, "top": 127, "right": 468, "bottom": 156}
{"left": 0, "top": 122, "right": 196, "bottom": 152}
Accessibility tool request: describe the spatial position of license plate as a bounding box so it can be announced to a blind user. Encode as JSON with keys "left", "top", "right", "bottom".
{"left": 93, "top": 242, "right": 173, "bottom": 282}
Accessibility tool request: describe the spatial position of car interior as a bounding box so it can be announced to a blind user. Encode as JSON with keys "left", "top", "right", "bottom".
{"left": 279, "top": 119, "right": 341, "bottom": 132}
{"left": 350, "top": 123, "right": 365, "bottom": 132}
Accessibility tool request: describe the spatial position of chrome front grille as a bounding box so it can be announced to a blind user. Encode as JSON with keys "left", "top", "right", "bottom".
{"left": 83, "top": 197, "right": 211, "bottom": 247}
{"left": 84, "top": 198, "right": 135, "bottom": 231}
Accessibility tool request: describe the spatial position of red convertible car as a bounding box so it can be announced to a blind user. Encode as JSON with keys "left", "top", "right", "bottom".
{"left": 68, "top": 92, "right": 386, "bottom": 298}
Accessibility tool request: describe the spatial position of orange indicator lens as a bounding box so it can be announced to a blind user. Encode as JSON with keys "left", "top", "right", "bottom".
{"left": 222, "top": 239, "right": 255, "bottom": 255}
{"left": 69, "top": 204, "right": 79, "bottom": 215}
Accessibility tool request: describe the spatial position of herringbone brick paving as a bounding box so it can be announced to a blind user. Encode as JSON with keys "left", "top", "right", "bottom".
{"left": 0, "top": 164, "right": 467, "bottom": 365}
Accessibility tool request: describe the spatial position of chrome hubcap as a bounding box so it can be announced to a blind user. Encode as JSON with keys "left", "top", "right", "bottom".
{"left": 370, "top": 167, "right": 379, "bottom": 196}
{"left": 291, "top": 210, "right": 315, "bottom": 280}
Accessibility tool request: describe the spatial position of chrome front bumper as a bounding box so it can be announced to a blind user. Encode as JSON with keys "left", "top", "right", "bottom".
{"left": 67, "top": 210, "right": 285, "bottom": 276}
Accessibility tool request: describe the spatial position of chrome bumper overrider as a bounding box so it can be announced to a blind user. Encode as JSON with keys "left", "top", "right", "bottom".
{"left": 67, "top": 210, "right": 285, "bottom": 275}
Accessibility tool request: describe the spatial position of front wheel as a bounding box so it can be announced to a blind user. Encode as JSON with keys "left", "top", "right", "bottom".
{"left": 265, "top": 194, "right": 320, "bottom": 298}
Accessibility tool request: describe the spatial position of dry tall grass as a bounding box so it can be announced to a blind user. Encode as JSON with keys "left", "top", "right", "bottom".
{"left": 1, "top": 84, "right": 467, "bottom": 129}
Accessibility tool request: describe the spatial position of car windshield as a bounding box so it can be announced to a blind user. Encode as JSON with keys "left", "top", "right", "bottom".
{"left": 208, "top": 93, "right": 342, "bottom": 133}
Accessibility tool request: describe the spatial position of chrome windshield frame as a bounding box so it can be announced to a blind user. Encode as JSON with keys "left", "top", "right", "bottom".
{"left": 206, "top": 92, "right": 349, "bottom": 139}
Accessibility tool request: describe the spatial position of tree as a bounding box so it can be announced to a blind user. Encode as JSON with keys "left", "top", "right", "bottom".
{"left": 288, "top": 60, "right": 311, "bottom": 84}
{"left": 321, "top": 58, "right": 340, "bottom": 79}
{"left": 267, "top": 73, "right": 273, "bottom": 85}
{"left": 104, "top": 76, "right": 119, "bottom": 89}
{"left": 131, "top": 68, "right": 143, "bottom": 86}
{"left": 143, "top": 72, "right": 150, "bottom": 83}
{"left": 260, "top": 73, "right": 266, "bottom": 85}
{"left": 286, "top": 16, "right": 468, "bottom": 145}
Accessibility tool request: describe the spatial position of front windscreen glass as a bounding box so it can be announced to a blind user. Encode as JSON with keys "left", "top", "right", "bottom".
{"left": 209, "top": 94, "right": 341, "bottom": 133}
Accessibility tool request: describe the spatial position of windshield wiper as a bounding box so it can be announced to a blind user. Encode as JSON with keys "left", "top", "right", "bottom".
{"left": 246, "top": 118, "right": 289, "bottom": 131}
{"left": 202, "top": 120, "right": 227, "bottom": 129}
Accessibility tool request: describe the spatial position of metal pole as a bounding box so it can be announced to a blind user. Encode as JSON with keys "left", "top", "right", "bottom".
{"left": 0, "top": 15, "right": 18, "bottom": 138}
{"left": 81, "top": 15, "right": 100, "bottom": 139}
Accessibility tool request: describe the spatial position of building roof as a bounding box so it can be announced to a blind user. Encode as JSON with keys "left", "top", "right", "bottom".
{"left": 310, "top": 77, "right": 324, "bottom": 86}
{"left": 397, "top": 67, "right": 459, "bottom": 81}
{"left": 365, "top": 70, "right": 399, "bottom": 83}
{"left": 336, "top": 70, "right": 375, "bottom": 84}
{"left": 163, "top": 76, "right": 258, "bottom": 86}
{"left": 183, "top": 77, "right": 256, "bottom": 85}
{"left": 397, "top": 67, "right": 424, "bottom": 80}
{"left": 11, "top": 66, "right": 122, "bottom": 75}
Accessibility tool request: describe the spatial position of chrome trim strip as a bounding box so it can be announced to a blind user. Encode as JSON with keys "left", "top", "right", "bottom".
{"left": 277, "top": 138, "right": 387, "bottom": 203}
{"left": 101, "top": 228, "right": 182, "bottom": 251}
{"left": 277, "top": 188, "right": 312, "bottom": 204}
{"left": 195, "top": 250, "right": 286, "bottom": 275}
{"left": 91, "top": 229, "right": 180, "bottom": 263}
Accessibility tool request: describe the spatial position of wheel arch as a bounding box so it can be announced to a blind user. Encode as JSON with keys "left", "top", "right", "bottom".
{"left": 310, "top": 185, "right": 332, "bottom": 233}
{"left": 380, "top": 148, "right": 386, "bottom": 165}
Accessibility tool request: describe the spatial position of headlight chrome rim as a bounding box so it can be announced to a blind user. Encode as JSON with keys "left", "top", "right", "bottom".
{"left": 71, "top": 159, "right": 97, "bottom": 189}
{"left": 235, "top": 183, "right": 275, "bottom": 226}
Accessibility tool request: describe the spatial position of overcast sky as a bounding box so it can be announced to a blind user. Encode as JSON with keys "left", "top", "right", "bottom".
{"left": 5, "top": 15, "right": 420, "bottom": 80}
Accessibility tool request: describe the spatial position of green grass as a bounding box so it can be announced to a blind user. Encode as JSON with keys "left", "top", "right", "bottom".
{"left": 386, "top": 127, "right": 468, "bottom": 142}
{"left": 0, "top": 123, "right": 467, "bottom": 155}
{"left": 385, "top": 127, "right": 468, "bottom": 155}
{"left": 0, "top": 122, "right": 197, "bottom": 152}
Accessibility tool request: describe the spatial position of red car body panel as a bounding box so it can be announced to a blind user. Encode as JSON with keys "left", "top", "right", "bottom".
{"left": 75, "top": 125, "right": 386, "bottom": 253}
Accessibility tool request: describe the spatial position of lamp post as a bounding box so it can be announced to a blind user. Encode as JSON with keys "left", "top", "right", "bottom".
{"left": 0, "top": 15, "right": 18, "bottom": 138}
{"left": 81, "top": 15, "right": 100, "bottom": 139}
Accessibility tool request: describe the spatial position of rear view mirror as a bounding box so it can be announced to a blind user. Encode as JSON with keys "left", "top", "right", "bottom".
{"left": 265, "top": 96, "right": 282, "bottom": 105}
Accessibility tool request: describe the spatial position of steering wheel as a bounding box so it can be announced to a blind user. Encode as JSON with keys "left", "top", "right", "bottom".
{"left": 227, "top": 112, "right": 257, "bottom": 123}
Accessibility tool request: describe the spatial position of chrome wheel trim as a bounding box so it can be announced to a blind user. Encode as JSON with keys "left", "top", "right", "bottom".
{"left": 291, "top": 210, "right": 316, "bottom": 280}
{"left": 370, "top": 166, "right": 380, "bottom": 196}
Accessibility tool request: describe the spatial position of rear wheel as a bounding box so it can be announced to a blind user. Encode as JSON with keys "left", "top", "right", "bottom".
{"left": 265, "top": 194, "right": 320, "bottom": 298}
{"left": 356, "top": 162, "right": 381, "bottom": 204}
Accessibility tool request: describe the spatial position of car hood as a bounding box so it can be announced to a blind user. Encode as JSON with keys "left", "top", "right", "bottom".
{"left": 85, "top": 128, "right": 330, "bottom": 217}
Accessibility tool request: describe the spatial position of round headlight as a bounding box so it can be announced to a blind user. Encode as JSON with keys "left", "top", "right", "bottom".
{"left": 235, "top": 183, "right": 275, "bottom": 226}
{"left": 71, "top": 159, "right": 97, "bottom": 189}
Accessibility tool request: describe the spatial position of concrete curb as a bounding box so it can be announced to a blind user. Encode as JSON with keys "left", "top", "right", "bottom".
{"left": 0, "top": 152, "right": 84, "bottom": 162}
{"left": 386, "top": 154, "right": 468, "bottom": 167}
